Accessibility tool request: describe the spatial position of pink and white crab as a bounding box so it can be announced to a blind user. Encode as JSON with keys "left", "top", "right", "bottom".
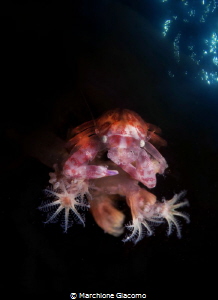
{"left": 39, "top": 109, "right": 189, "bottom": 243}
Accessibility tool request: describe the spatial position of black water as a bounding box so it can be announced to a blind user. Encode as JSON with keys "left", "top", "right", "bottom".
{"left": 1, "top": 1, "right": 217, "bottom": 299}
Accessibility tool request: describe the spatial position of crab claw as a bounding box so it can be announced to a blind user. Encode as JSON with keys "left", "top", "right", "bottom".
{"left": 63, "top": 165, "right": 118, "bottom": 179}
{"left": 116, "top": 148, "right": 160, "bottom": 189}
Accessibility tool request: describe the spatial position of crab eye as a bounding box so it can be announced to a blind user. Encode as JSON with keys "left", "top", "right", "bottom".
{"left": 140, "top": 140, "right": 145, "bottom": 147}
{"left": 102, "top": 135, "right": 107, "bottom": 143}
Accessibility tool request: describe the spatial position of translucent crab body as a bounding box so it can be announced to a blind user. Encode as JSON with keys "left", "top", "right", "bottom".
{"left": 39, "top": 109, "right": 189, "bottom": 243}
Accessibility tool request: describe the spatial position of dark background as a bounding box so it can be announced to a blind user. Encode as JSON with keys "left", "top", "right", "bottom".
{"left": 1, "top": 0, "right": 217, "bottom": 298}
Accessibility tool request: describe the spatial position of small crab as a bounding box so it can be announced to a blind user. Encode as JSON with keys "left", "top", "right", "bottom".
{"left": 63, "top": 109, "right": 168, "bottom": 188}
{"left": 39, "top": 109, "right": 189, "bottom": 242}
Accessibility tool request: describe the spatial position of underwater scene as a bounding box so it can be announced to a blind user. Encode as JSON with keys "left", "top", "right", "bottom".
{"left": 1, "top": 0, "right": 218, "bottom": 298}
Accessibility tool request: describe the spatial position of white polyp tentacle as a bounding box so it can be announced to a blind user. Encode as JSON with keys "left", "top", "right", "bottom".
{"left": 39, "top": 176, "right": 91, "bottom": 231}
{"left": 44, "top": 204, "right": 64, "bottom": 224}
{"left": 64, "top": 207, "right": 70, "bottom": 232}
{"left": 156, "top": 191, "right": 190, "bottom": 238}
{"left": 123, "top": 189, "right": 158, "bottom": 243}
{"left": 123, "top": 217, "right": 153, "bottom": 244}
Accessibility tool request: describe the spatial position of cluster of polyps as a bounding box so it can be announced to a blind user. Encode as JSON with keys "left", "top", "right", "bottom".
{"left": 39, "top": 109, "right": 189, "bottom": 243}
